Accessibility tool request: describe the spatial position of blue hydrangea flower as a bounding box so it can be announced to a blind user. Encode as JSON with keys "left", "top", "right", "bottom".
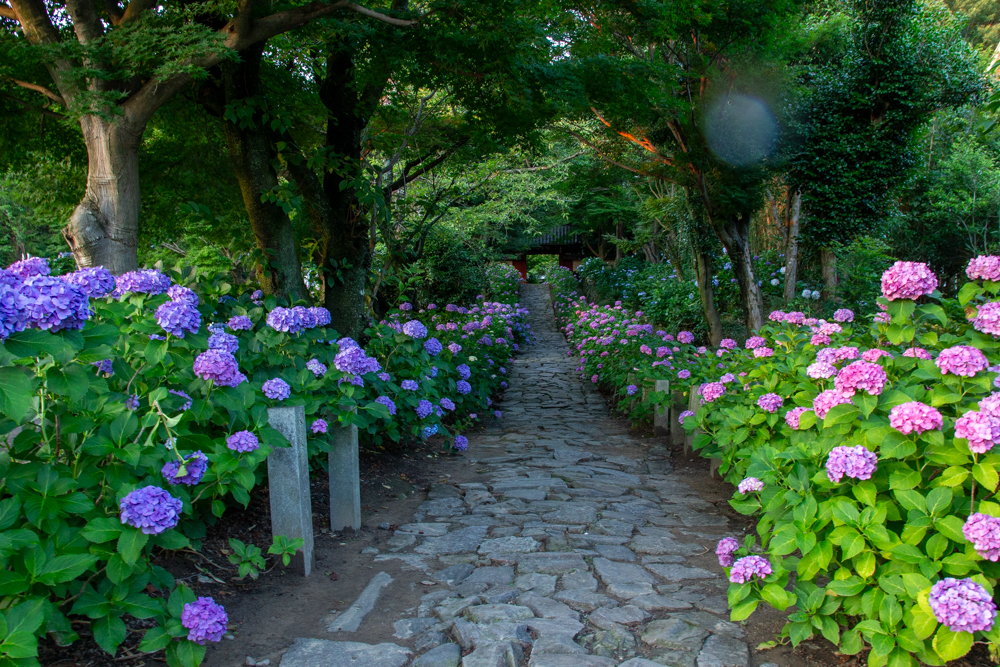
{"left": 307, "top": 359, "right": 327, "bottom": 377}
{"left": 416, "top": 399, "right": 433, "bottom": 419}
{"left": 193, "top": 349, "right": 246, "bottom": 387}
{"left": 401, "top": 379, "right": 419, "bottom": 391}
{"left": 228, "top": 315, "right": 253, "bottom": 331}
{"left": 19, "top": 276, "right": 90, "bottom": 332}
{"left": 167, "top": 284, "right": 199, "bottom": 305}
{"left": 125, "top": 394, "right": 140, "bottom": 410}
{"left": 119, "top": 486, "right": 182, "bottom": 534}
{"left": 61, "top": 267, "right": 116, "bottom": 297}
{"left": 422, "top": 423, "right": 439, "bottom": 439}
{"left": 116, "top": 269, "right": 172, "bottom": 295}
{"left": 267, "top": 307, "right": 306, "bottom": 334}
{"left": 454, "top": 435, "right": 468, "bottom": 451}
{"left": 181, "top": 597, "right": 228, "bottom": 644}
{"left": 375, "top": 396, "right": 396, "bottom": 415}
{"left": 156, "top": 300, "right": 201, "bottom": 338}
{"left": 162, "top": 451, "right": 208, "bottom": 485}
{"left": 456, "top": 380, "right": 471, "bottom": 395}
{"left": 208, "top": 332, "right": 239, "bottom": 354}
{"left": 262, "top": 378, "right": 291, "bottom": 400}
{"left": 226, "top": 431, "right": 259, "bottom": 453}
{"left": 377, "top": 372, "right": 391, "bottom": 382}
{"left": 168, "top": 389, "right": 192, "bottom": 411}
{"left": 402, "top": 320, "right": 428, "bottom": 339}
{"left": 311, "top": 419, "right": 328, "bottom": 434}
{"left": 0, "top": 283, "right": 27, "bottom": 340}
{"left": 309, "top": 307, "right": 332, "bottom": 326}
{"left": 93, "top": 359, "right": 113, "bottom": 375}
{"left": 457, "top": 364, "right": 471, "bottom": 380}
{"left": 8, "top": 256, "right": 50, "bottom": 279}
{"left": 440, "top": 398, "right": 455, "bottom": 411}
{"left": 424, "top": 337, "right": 443, "bottom": 356}
{"left": 251, "top": 289, "right": 264, "bottom": 301}
{"left": 494, "top": 410, "right": 502, "bottom": 419}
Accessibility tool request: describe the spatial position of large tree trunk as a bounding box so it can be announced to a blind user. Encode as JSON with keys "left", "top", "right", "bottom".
{"left": 821, "top": 247, "right": 838, "bottom": 301}
{"left": 783, "top": 190, "right": 801, "bottom": 304}
{"left": 220, "top": 45, "right": 308, "bottom": 301}
{"left": 62, "top": 116, "right": 143, "bottom": 273}
{"left": 693, "top": 249, "right": 723, "bottom": 346}
{"left": 708, "top": 212, "right": 764, "bottom": 332}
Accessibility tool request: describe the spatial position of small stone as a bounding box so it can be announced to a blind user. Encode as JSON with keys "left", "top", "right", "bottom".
{"left": 463, "top": 566, "right": 515, "bottom": 587}
{"left": 518, "top": 592, "right": 580, "bottom": 621}
{"left": 435, "top": 564, "right": 475, "bottom": 585}
{"left": 543, "top": 505, "right": 598, "bottom": 525}
{"left": 594, "top": 544, "right": 637, "bottom": 561}
{"left": 482, "top": 585, "right": 521, "bottom": 605}
{"left": 652, "top": 648, "right": 698, "bottom": 667}
{"left": 525, "top": 617, "right": 585, "bottom": 640}
{"left": 591, "top": 622, "right": 636, "bottom": 657}
{"left": 530, "top": 634, "right": 588, "bottom": 655}
{"left": 629, "top": 536, "right": 703, "bottom": 556}
{"left": 606, "top": 582, "right": 655, "bottom": 599}
{"left": 588, "top": 605, "right": 649, "bottom": 630}
{"left": 516, "top": 552, "right": 587, "bottom": 574}
{"left": 641, "top": 619, "right": 709, "bottom": 651}
{"left": 560, "top": 570, "right": 597, "bottom": 592}
{"left": 463, "top": 603, "right": 534, "bottom": 625}
{"left": 528, "top": 655, "right": 617, "bottom": 667}
{"left": 478, "top": 537, "right": 541, "bottom": 555}
{"left": 515, "top": 573, "right": 557, "bottom": 596}
{"left": 631, "top": 595, "right": 693, "bottom": 612}
{"left": 617, "top": 660, "right": 662, "bottom": 667}
{"left": 414, "top": 632, "right": 448, "bottom": 652}
{"left": 461, "top": 641, "right": 524, "bottom": 667}
{"left": 412, "top": 643, "right": 461, "bottom": 667}
{"left": 553, "top": 589, "right": 615, "bottom": 613}
{"left": 694, "top": 596, "right": 730, "bottom": 616}
{"left": 433, "top": 596, "right": 480, "bottom": 622}
{"left": 378, "top": 522, "right": 391, "bottom": 530}
{"left": 415, "top": 526, "right": 490, "bottom": 555}
{"left": 393, "top": 617, "right": 439, "bottom": 639}
{"left": 278, "top": 639, "right": 411, "bottom": 667}
{"left": 388, "top": 534, "right": 417, "bottom": 551}
{"left": 592, "top": 558, "right": 656, "bottom": 586}
{"left": 399, "top": 523, "right": 452, "bottom": 536}
{"left": 669, "top": 611, "right": 744, "bottom": 638}
{"left": 361, "top": 546, "right": 379, "bottom": 555}
{"left": 593, "top": 519, "right": 635, "bottom": 536}
{"left": 696, "top": 634, "right": 749, "bottom": 667}
{"left": 644, "top": 564, "right": 717, "bottom": 582}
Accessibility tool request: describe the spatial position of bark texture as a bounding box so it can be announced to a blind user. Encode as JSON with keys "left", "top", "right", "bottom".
{"left": 821, "top": 247, "right": 838, "bottom": 301}
{"left": 693, "top": 249, "right": 723, "bottom": 346}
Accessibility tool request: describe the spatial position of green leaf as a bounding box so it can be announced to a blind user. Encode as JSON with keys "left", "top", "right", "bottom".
{"left": 730, "top": 598, "right": 759, "bottom": 621}
{"left": 0, "top": 367, "right": 32, "bottom": 422}
{"left": 0, "top": 631, "right": 38, "bottom": 659}
{"left": 824, "top": 403, "right": 859, "bottom": 427}
{"left": 853, "top": 481, "right": 877, "bottom": 507}
{"left": 887, "top": 647, "right": 915, "bottom": 667}
{"left": 769, "top": 526, "right": 799, "bottom": 556}
{"left": 936, "top": 467, "right": 969, "bottom": 487}
{"left": 840, "top": 629, "right": 864, "bottom": 655}
{"left": 910, "top": 606, "right": 938, "bottom": 640}
{"left": 890, "top": 467, "right": 921, "bottom": 490}
{"left": 760, "top": 583, "right": 795, "bottom": 610}
{"left": 37, "top": 553, "right": 98, "bottom": 585}
{"left": 166, "top": 639, "right": 207, "bottom": 667}
{"left": 139, "top": 626, "right": 173, "bottom": 653}
{"left": 828, "top": 577, "right": 866, "bottom": 597}
{"left": 118, "top": 528, "right": 149, "bottom": 565}
{"left": 934, "top": 515, "right": 966, "bottom": 542}
{"left": 80, "top": 518, "right": 124, "bottom": 543}
{"left": 902, "top": 573, "right": 932, "bottom": 598}
{"left": 93, "top": 614, "right": 128, "bottom": 656}
{"left": 0, "top": 497, "right": 22, "bottom": 531}
{"left": 973, "top": 463, "right": 999, "bottom": 492}
{"left": 925, "top": 488, "right": 953, "bottom": 516}
{"left": 932, "top": 626, "right": 973, "bottom": 661}
{"left": 3, "top": 329, "right": 78, "bottom": 359}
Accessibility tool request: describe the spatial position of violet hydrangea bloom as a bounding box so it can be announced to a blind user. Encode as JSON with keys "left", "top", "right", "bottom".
{"left": 375, "top": 396, "right": 397, "bottom": 415}
{"left": 889, "top": 401, "right": 942, "bottom": 435}
{"left": 768, "top": 311, "right": 786, "bottom": 322}
{"left": 936, "top": 345, "right": 989, "bottom": 377}
{"left": 963, "top": 513, "right": 1000, "bottom": 561}
{"left": 700, "top": 382, "right": 726, "bottom": 403}
{"left": 156, "top": 300, "right": 201, "bottom": 338}
{"left": 677, "top": 369, "right": 691, "bottom": 380}
{"left": 401, "top": 379, "right": 419, "bottom": 391}
{"left": 125, "top": 394, "right": 140, "bottom": 410}
{"left": 677, "top": 331, "right": 694, "bottom": 344}
{"left": 861, "top": 349, "right": 892, "bottom": 362}
{"left": 494, "top": 410, "right": 502, "bottom": 418}
{"left": 967, "top": 255, "right": 1000, "bottom": 282}
{"left": 813, "top": 390, "right": 853, "bottom": 419}
{"left": 720, "top": 338, "right": 737, "bottom": 350}
{"left": 810, "top": 333, "right": 831, "bottom": 346}
{"left": 168, "top": 389, "right": 193, "bottom": 411}
{"left": 679, "top": 410, "right": 695, "bottom": 424}
{"left": 454, "top": 435, "right": 469, "bottom": 451}
{"left": 729, "top": 555, "right": 772, "bottom": 584}
{"left": 834, "top": 361, "right": 887, "bottom": 397}
{"left": 928, "top": 578, "right": 997, "bottom": 633}
{"left": 377, "top": 372, "right": 390, "bottom": 382}
{"left": 826, "top": 445, "right": 878, "bottom": 483}
{"left": 262, "top": 378, "right": 291, "bottom": 400}
{"left": 181, "top": 597, "right": 229, "bottom": 644}
{"left": 626, "top": 384, "right": 638, "bottom": 396}
{"left": 745, "top": 336, "right": 766, "bottom": 349}
{"left": 226, "top": 431, "right": 259, "bottom": 453}
{"left": 308, "top": 307, "right": 332, "bottom": 327}
{"left": 785, "top": 406, "right": 810, "bottom": 430}
{"left": 93, "top": 359, "right": 113, "bottom": 375}
{"left": 306, "top": 359, "right": 327, "bottom": 377}
{"left": 402, "top": 320, "right": 428, "bottom": 338}
{"left": 716, "top": 537, "right": 739, "bottom": 567}
{"left": 785, "top": 312, "right": 806, "bottom": 325}
{"left": 311, "top": 419, "right": 328, "bottom": 434}
{"left": 0, "top": 282, "right": 28, "bottom": 339}
{"left": 753, "top": 347, "right": 774, "bottom": 358}
{"left": 228, "top": 315, "right": 253, "bottom": 331}
{"left": 116, "top": 269, "right": 171, "bottom": 295}
{"left": 955, "top": 410, "right": 1000, "bottom": 453}
{"left": 193, "top": 349, "right": 245, "bottom": 387}
{"left": 457, "top": 364, "right": 471, "bottom": 380}
{"left": 416, "top": 399, "right": 433, "bottom": 419}
{"left": 208, "top": 332, "right": 239, "bottom": 354}
{"left": 737, "top": 477, "right": 764, "bottom": 494}
{"left": 974, "top": 302, "right": 1000, "bottom": 337}
{"left": 251, "top": 289, "right": 264, "bottom": 301}
{"left": 162, "top": 451, "right": 208, "bottom": 486}
{"left": 19, "top": 276, "right": 90, "bottom": 332}
{"left": 424, "top": 337, "right": 443, "bottom": 356}
{"left": 833, "top": 308, "right": 854, "bottom": 323}
{"left": 456, "top": 380, "right": 472, "bottom": 395}
{"left": 440, "top": 398, "right": 456, "bottom": 411}
{"left": 757, "top": 393, "right": 783, "bottom": 413}
{"left": 448, "top": 343, "right": 462, "bottom": 355}
{"left": 119, "top": 486, "right": 182, "bottom": 534}
{"left": 61, "top": 266, "right": 115, "bottom": 297}
{"left": 266, "top": 307, "right": 306, "bottom": 334}
{"left": 8, "top": 256, "right": 50, "bottom": 279}
{"left": 881, "top": 261, "right": 938, "bottom": 300}
{"left": 167, "top": 284, "right": 198, "bottom": 304}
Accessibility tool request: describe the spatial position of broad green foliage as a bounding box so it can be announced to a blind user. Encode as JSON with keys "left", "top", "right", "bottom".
{"left": 0, "top": 263, "right": 528, "bottom": 665}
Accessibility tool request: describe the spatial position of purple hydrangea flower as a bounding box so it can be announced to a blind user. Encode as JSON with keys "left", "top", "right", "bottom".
{"left": 677, "top": 331, "right": 694, "bottom": 344}
{"left": 61, "top": 266, "right": 115, "bottom": 297}
{"left": 181, "top": 597, "right": 228, "bottom": 644}
{"left": 119, "top": 486, "right": 182, "bottom": 534}
{"left": 167, "top": 284, "right": 199, "bottom": 305}
{"left": 0, "top": 282, "right": 28, "bottom": 340}
{"left": 456, "top": 380, "right": 471, "bottom": 395}
{"left": 403, "top": 320, "right": 428, "bottom": 339}
{"left": 738, "top": 477, "right": 764, "bottom": 494}
{"left": 309, "top": 307, "right": 332, "bottom": 327}
{"left": 454, "top": 435, "right": 468, "bottom": 451}
{"left": 267, "top": 307, "right": 306, "bottom": 334}
{"left": 93, "top": 359, "right": 113, "bottom": 375}
{"left": 679, "top": 409, "right": 694, "bottom": 424}
{"left": 440, "top": 398, "right": 456, "bottom": 411}
{"left": 168, "top": 389, "right": 192, "bottom": 411}
{"left": 162, "top": 451, "right": 208, "bottom": 485}
{"left": 955, "top": 410, "right": 1000, "bottom": 453}
{"left": 375, "top": 396, "right": 397, "bottom": 415}
{"left": 424, "top": 337, "right": 443, "bottom": 356}
{"left": 334, "top": 345, "right": 379, "bottom": 375}
{"left": 813, "top": 390, "right": 852, "bottom": 419}
{"left": 889, "top": 401, "right": 942, "bottom": 435}
{"left": 834, "top": 361, "right": 887, "bottom": 397}
{"left": 729, "top": 555, "right": 772, "bottom": 583}
{"left": 833, "top": 308, "right": 854, "bottom": 323}
{"left": 125, "top": 394, "right": 140, "bottom": 410}
{"left": 826, "top": 445, "right": 878, "bottom": 483}
{"left": 928, "top": 578, "right": 997, "bottom": 633}
{"left": 399, "top": 302, "right": 412, "bottom": 311}
{"left": 19, "top": 276, "right": 90, "bottom": 332}
{"left": 448, "top": 343, "right": 462, "bottom": 355}
{"left": 228, "top": 315, "right": 253, "bottom": 331}
{"left": 226, "top": 431, "right": 259, "bottom": 453}
{"left": 757, "top": 393, "right": 783, "bottom": 413}
{"left": 963, "top": 513, "right": 1000, "bottom": 561}
{"left": 700, "top": 382, "right": 726, "bottom": 403}
{"left": 881, "top": 261, "right": 938, "bottom": 301}
{"left": 116, "top": 269, "right": 172, "bottom": 295}
{"left": 785, "top": 406, "right": 810, "bottom": 430}
{"left": 155, "top": 300, "right": 201, "bottom": 338}
{"left": 753, "top": 347, "right": 774, "bottom": 358}
{"left": 745, "top": 336, "right": 766, "bottom": 349}
{"left": 457, "top": 364, "right": 471, "bottom": 380}
{"left": 262, "top": 378, "right": 291, "bottom": 400}
{"left": 8, "top": 256, "right": 50, "bottom": 279}
{"left": 967, "top": 256, "right": 1000, "bottom": 282}
{"left": 306, "top": 359, "right": 327, "bottom": 377}
{"left": 312, "top": 419, "right": 328, "bottom": 434}
{"left": 937, "top": 345, "right": 989, "bottom": 377}
{"left": 677, "top": 370, "right": 691, "bottom": 380}
{"left": 193, "top": 349, "right": 245, "bottom": 387}
{"left": 401, "top": 379, "right": 419, "bottom": 391}
{"left": 416, "top": 399, "right": 433, "bottom": 419}
{"left": 494, "top": 410, "right": 502, "bottom": 419}
{"left": 251, "top": 289, "right": 264, "bottom": 301}
{"left": 207, "top": 332, "right": 238, "bottom": 355}
{"left": 626, "top": 384, "right": 638, "bottom": 396}
{"left": 716, "top": 537, "right": 739, "bottom": 567}
{"left": 807, "top": 362, "right": 835, "bottom": 379}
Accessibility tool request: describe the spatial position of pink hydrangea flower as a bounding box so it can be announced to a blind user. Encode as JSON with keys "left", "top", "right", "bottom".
{"left": 785, "top": 406, "right": 810, "bottom": 429}
{"left": 700, "top": 382, "right": 726, "bottom": 403}
{"left": 720, "top": 338, "right": 737, "bottom": 349}
{"left": 955, "top": 410, "right": 1000, "bottom": 453}
{"left": 816, "top": 346, "right": 859, "bottom": 365}
{"left": 716, "top": 537, "right": 739, "bottom": 567}
{"left": 833, "top": 309, "right": 854, "bottom": 323}
{"left": 818, "top": 322, "right": 843, "bottom": 335}
{"left": 813, "top": 390, "right": 853, "bottom": 419}
{"left": 881, "top": 261, "right": 938, "bottom": 301}
{"left": 785, "top": 312, "right": 805, "bottom": 325}
{"left": 826, "top": 445, "right": 878, "bottom": 483}
{"left": 967, "top": 255, "right": 1000, "bottom": 282}
{"left": 807, "top": 362, "right": 836, "bottom": 379}
{"left": 738, "top": 477, "right": 764, "bottom": 494}
{"left": 678, "top": 331, "right": 695, "bottom": 344}
{"left": 745, "top": 336, "right": 766, "bottom": 349}
{"left": 963, "top": 513, "right": 1000, "bottom": 561}
{"left": 889, "top": 401, "right": 943, "bottom": 435}
{"left": 757, "top": 393, "right": 783, "bottom": 413}
{"left": 811, "top": 333, "right": 831, "bottom": 346}
{"left": 768, "top": 311, "right": 786, "bottom": 322}
{"left": 903, "top": 347, "right": 932, "bottom": 360}
{"left": 974, "top": 302, "right": 1000, "bottom": 337}
{"left": 874, "top": 312, "right": 890, "bottom": 324}
{"left": 753, "top": 347, "right": 774, "bottom": 358}
{"left": 936, "top": 345, "right": 989, "bottom": 377}
{"left": 834, "top": 361, "right": 888, "bottom": 397}
{"left": 720, "top": 373, "right": 736, "bottom": 384}
{"left": 729, "top": 555, "right": 772, "bottom": 583}
{"left": 861, "top": 349, "right": 892, "bottom": 362}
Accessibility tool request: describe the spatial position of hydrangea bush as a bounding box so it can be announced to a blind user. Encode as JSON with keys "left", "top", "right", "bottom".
{"left": 0, "top": 261, "right": 530, "bottom": 667}
{"left": 549, "top": 259, "right": 1000, "bottom": 666}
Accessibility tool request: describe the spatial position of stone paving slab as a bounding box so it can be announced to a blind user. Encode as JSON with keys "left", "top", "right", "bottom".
{"left": 278, "top": 285, "right": 749, "bottom": 667}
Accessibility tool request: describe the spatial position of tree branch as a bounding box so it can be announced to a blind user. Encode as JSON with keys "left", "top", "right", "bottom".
{"left": 0, "top": 3, "right": 15, "bottom": 19}
{"left": 387, "top": 147, "right": 458, "bottom": 192}
{"left": 10, "top": 78, "right": 65, "bottom": 105}
{"left": 564, "top": 129, "right": 660, "bottom": 177}
{"left": 0, "top": 92, "right": 67, "bottom": 118}
{"left": 102, "top": 0, "right": 122, "bottom": 24}
{"left": 8, "top": 0, "right": 80, "bottom": 103}
{"left": 119, "top": 0, "right": 155, "bottom": 23}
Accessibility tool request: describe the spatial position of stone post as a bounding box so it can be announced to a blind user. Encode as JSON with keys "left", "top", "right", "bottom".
{"left": 329, "top": 422, "right": 361, "bottom": 532}
{"left": 685, "top": 389, "right": 699, "bottom": 456}
{"left": 669, "top": 391, "right": 685, "bottom": 447}
{"left": 266, "top": 406, "right": 314, "bottom": 576}
{"left": 653, "top": 380, "right": 670, "bottom": 436}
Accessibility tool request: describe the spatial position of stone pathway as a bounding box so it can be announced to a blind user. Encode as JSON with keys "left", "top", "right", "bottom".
{"left": 279, "top": 284, "right": 746, "bottom": 667}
